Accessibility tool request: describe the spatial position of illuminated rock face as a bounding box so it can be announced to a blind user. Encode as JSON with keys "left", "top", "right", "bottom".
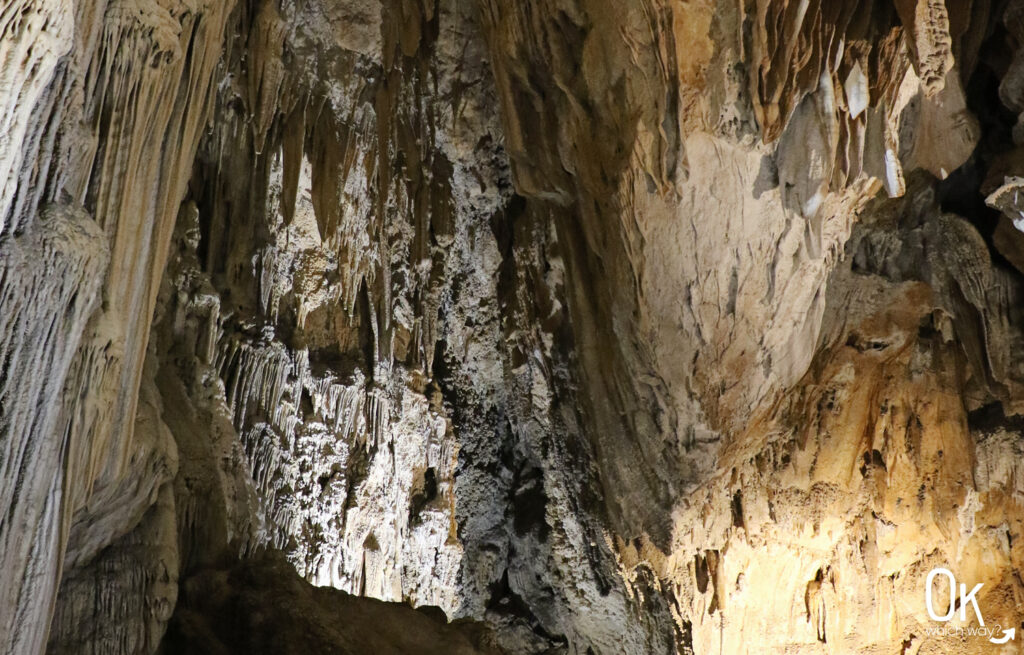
{"left": 3, "top": 1, "right": 1024, "bottom": 654}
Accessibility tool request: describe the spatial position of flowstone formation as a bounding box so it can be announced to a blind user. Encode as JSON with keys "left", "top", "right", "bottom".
{"left": 4, "top": 1, "right": 1024, "bottom": 654}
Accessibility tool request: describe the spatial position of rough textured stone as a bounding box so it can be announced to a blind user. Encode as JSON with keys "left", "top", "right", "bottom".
{"left": 3, "top": 1, "right": 1024, "bottom": 655}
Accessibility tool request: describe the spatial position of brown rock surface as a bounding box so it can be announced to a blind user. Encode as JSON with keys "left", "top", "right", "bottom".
{"left": 162, "top": 551, "right": 507, "bottom": 655}
{"left": 2, "top": 1, "right": 1024, "bottom": 655}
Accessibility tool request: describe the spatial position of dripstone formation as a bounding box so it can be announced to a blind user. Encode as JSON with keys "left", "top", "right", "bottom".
{"left": 3, "top": 1, "right": 1024, "bottom": 654}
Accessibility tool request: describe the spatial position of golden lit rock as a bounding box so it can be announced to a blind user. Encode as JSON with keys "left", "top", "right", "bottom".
{"left": 1, "top": 1, "right": 1023, "bottom": 654}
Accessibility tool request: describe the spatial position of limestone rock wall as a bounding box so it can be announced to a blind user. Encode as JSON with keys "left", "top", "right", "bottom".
{"left": 143, "top": 1, "right": 674, "bottom": 652}
{"left": 1, "top": 2, "right": 234, "bottom": 654}
{"left": 3, "top": 1, "right": 1024, "bottom": 655}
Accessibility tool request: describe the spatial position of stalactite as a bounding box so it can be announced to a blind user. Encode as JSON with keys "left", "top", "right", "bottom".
{"left": 7, "top": 1, "right": 1024, "bottom": 654}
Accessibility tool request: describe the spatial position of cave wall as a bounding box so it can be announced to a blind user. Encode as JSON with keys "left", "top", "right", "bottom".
{"left": 1, "top": 2, "right": 233, "bottom": 653}
{"left": 2, "top": 1, "right": 1024, "bottom": 654}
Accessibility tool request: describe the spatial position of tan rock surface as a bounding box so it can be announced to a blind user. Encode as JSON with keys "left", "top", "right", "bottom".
{"left": 1, "top": 1, "right": 1024, "bottom": 655}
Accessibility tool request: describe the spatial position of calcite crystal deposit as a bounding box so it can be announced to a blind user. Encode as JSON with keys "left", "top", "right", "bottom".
{"left": 3, "top": 1, "right": 1024, "bottom": 654}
